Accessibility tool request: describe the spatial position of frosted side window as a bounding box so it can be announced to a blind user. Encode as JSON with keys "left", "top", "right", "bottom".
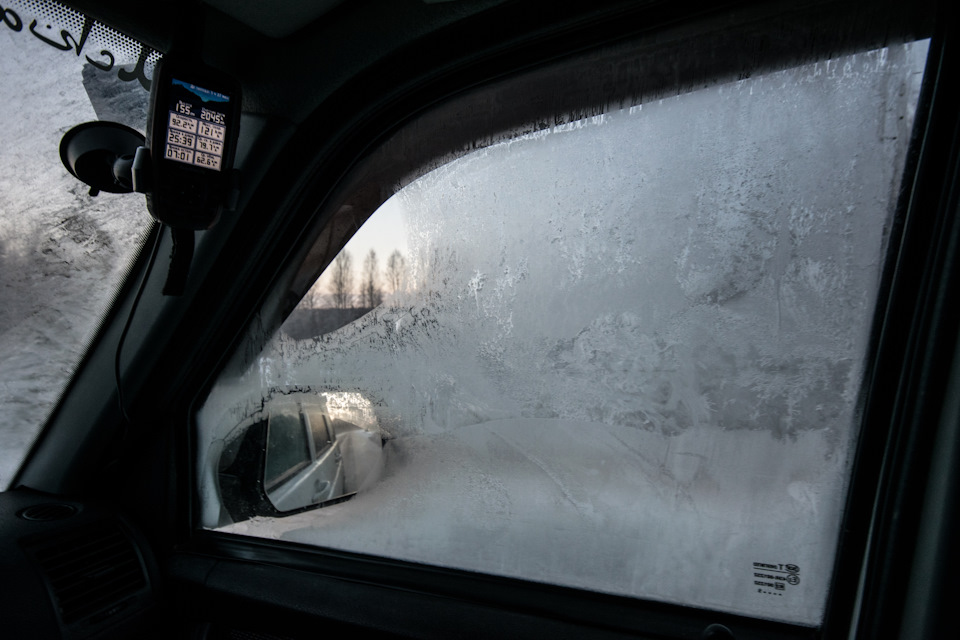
{"left": 198, "top": 42, "right": 929, "bottom": 626}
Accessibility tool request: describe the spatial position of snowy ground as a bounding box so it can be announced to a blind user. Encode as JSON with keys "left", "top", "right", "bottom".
{"left": 0, "top": 24, "right": 152, "bottom": 487}
{"left": 223, "top": 418, "right": 845, "bottom": 624}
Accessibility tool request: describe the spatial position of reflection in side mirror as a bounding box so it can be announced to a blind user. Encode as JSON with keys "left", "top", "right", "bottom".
{"left": 218, "top": 395, "right": 383, "bottom": 522}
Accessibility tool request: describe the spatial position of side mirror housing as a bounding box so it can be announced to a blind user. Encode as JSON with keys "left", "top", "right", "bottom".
{"left": 216, "top": 400, "right": 382, "bottom": 524}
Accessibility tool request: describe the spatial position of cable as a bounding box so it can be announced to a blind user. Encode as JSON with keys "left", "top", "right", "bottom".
{"left": 115, "top": 222, "right": 166, "bottom": 426}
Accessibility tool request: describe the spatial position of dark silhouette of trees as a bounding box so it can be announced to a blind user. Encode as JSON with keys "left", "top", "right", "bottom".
{"left": 330, "top": 250, "right": 354, "bottom": 309}
{"left": 386, "top": 249, "right": 407, "bottom": 294}
{"left": 300, "top": 280, "right": 325, "bottom": 309}
{"left": 361, "top": 248, "right": 383, "bottom": 308}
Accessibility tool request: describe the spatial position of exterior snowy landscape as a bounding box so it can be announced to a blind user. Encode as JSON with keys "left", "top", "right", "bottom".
{"left": 199, "top": 42, "right": 929, "bottom": 625}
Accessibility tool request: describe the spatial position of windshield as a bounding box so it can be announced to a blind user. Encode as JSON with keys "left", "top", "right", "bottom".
{"left": 0, "top": 1, "right": 159, "bottom": 487}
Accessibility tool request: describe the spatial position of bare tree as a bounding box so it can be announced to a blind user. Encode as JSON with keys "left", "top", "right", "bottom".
{"left": 386, "top": 249, "right": 407, "bottom": 294}
{"left": 300, "top": 280, "right": 325, "bottom": 309}
{"left": 330, "top": 250, "right": 353, "bottom": 309}
{"left": 361, "top": 248, "right": 383, "bottom": 308}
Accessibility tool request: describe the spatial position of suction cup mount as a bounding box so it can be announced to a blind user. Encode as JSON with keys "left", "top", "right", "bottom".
{"left": 60, "top": 121, "right": 146, "bottom": 196}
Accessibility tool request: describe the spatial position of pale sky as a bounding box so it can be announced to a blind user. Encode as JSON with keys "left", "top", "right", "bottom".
{"left": 308, "top": 192, "right": 411, "bottom": 302}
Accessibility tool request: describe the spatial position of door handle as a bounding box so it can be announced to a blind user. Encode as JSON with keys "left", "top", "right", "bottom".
{"left": 313, "top": 479, "right": 330, "bottom": 502}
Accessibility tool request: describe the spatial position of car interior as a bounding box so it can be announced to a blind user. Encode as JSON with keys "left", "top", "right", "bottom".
{"left": 1, "top": 0, "right": 958, "bottom": 638}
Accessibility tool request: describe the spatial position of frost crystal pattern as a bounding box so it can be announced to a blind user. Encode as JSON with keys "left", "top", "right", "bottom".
{"left": 199, "top": 42, "right": 928, "bottom": 625}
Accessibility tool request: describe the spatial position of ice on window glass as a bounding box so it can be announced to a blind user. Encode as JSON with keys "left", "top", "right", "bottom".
{"left": 199, "top": 42, "right": 928, "bottom": 625}
{"left": 0, "top": 8, "right": 154, "bottom": 489}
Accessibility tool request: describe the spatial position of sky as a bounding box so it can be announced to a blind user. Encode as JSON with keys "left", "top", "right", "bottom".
{"left": 307, "top": 194, "right": 411, "bottom": 302}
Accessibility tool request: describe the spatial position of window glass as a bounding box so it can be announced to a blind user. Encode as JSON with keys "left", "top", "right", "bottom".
{"left": 265, "top": 412, "right": 311, "bottom": 488}
{"left": 0, "top": 1, "right": 159, "bottom": 488}
{"left": 307, "top": 411, "right": 332, "bottom": 450}
{"left": 198, "top": 41, "right": 929, "bottom": 625}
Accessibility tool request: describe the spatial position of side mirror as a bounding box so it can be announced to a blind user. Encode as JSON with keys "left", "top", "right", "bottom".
{"left": 217, "top": 402, "right": 383, "bottom": 523}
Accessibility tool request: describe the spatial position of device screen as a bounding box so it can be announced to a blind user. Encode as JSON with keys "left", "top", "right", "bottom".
{"left": 163, "top": 78, "right": 230, "bottom": 172}
{"left": 144, "top": 57, "right": 241, "bottom": 230}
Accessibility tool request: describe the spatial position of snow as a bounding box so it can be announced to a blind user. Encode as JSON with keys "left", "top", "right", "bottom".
{"left": 222, "top": 419, "right": 844, "bottom": 623}
{"left": 198, "top": 41, "right": 929, "bottom": 625}
{"left": 0, "top": 22, "right": 153, "bottom": 488}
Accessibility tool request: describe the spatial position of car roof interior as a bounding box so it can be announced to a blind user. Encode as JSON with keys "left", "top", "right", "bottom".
{"left": 2, "top": 0, "right": 959, "bottom": 638}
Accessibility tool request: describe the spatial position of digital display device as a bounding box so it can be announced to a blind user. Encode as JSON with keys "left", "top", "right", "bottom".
{"left": 164, "top": 79, "right": 229, "bottom": 172}
{"left": 144, "top": 56, "right": 241, "bottom": 229}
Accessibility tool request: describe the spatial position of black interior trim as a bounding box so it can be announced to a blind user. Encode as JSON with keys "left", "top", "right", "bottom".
{"left": 171, "top": 533, "right": 818, "bottom": 640}
{"left": 838, "top": 3, "right": 960, "bottom": 637}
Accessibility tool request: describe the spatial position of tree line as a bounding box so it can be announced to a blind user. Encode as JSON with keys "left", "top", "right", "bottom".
{"left": 325, "top": 248, "right": 407, "bottom": 310}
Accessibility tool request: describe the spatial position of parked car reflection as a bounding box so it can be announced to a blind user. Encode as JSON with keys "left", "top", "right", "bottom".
{"left": 217, "top": 391, "right": 383, "bottom": 520}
